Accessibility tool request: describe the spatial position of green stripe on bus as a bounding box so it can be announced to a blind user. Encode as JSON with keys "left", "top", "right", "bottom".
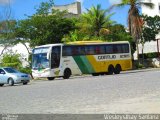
{"left": 73, "top": 56, "right": 95, "bottom": 74}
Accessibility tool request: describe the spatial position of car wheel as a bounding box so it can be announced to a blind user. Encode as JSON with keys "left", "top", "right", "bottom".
{"left": 23, "top": 82, "right": 28, "bottom": 85}
{"left": 8, "top": 78, "right": 14, "bottom": 86}
{"left": 0, "top": 84, "right": 4, "bottom": 87}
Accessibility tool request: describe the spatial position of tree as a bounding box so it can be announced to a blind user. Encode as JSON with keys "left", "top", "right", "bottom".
{"left": 113, "top": 0, "right": 154, "bottom": 60}
{"left": 35, "top": 0, "right": 54, "bottom": 16}
{"left": 14, "top": 1, "right": 76, "bottom": 47}
{"left": 142, "top": 15, "right": 160, "bottom": 42}
{"left": 140, "top": 15, "right": 160, "bottom": 62}
{"left": 81, "top": 4, "right": 115, "bottom": 37}
{"left": 0, "top": 1, "right": 16, "bottom": 56}
{"left": 106, "top": 24, "right": 132, "bottom": 42}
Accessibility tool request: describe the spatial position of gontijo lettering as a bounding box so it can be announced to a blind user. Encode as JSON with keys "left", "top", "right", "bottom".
{"left": 98, "top": 55, "right": 116, "bottom": 60}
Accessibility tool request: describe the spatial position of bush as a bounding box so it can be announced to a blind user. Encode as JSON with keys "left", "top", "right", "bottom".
{"left": 135, "top": 63, "right": 144, "bottom": 69}
{"left": 19, "top": 66, "right": 32, "bottom": 74}
{"left": 1, "top": 52, "right": 22, "bottom": 69}
{"left": 139, "top": 52, "right": 158, "bottom": 59}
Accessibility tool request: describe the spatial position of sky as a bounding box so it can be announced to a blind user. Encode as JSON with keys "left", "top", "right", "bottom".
{"left": 0, "top": 0, "right": 129, "bottom": 26}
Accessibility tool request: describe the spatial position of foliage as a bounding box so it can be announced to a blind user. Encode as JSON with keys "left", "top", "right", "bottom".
{"left": 112, "top": 0, "right": 154, "bottom": 61}
{"left": 35, "top": 0, "right": 54, "bottom": 15}
{"left": 0, "top": 52, "right": 32, "bottom": 74}
{"left": 142, "top": 15, "right": 160, "bottom": 42}
{"left": 15, "top": 9, "right": 76, "bottom": 47}
{"left": 0, "top": 20, "right": 17, "bottom": 44}
{"left": 19, "top": 66, "right": 32, "bottom": 74}
{"left": 81, "top": 4, "right": 115, "bottom": 37}
{"left": 139, "top": 52, "right": 158, "bottom": 59}
{"left": 113, "top": 0, "right": 154, "bottom": 42}
{"left": 135, "top": 63, "right": 144, "bottom": 69}
{"left": 1, "top": 52, "right": 22, "bottom": 69}
{"left": 106, "top": 24, "right": 132, "bottom": 42}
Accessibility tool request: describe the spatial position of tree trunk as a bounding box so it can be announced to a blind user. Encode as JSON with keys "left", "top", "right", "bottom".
{"left": 142, "top": 42, "right": 144, "bottom": 65}
{"left": 0, "top": 46, "right": 7, "bottom": 57}
{"left": 136, "top": 42, "right": 139, "bottom": 63}
{"left": 21, "top": 42, "right": 34, "bottom": 79}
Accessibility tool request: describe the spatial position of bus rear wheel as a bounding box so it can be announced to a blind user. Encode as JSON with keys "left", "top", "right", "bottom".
{"left": 107, "top": 65, "right": 114, "bottom": 75}
{"left": 63, "top": 68, "right": 71, "bottom": 79}
{"left": 114, "top": 64, "right": 121, "bottom": 74}
{"left": 92, "top": 73, "right": 99, "bottom": 76}
{"left": 47, "top": 77, "right": 55, "bottom": 80}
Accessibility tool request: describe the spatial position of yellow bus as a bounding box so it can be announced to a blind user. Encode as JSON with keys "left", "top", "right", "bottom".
{"left": 32, "top": 41, "right": 132, "bottom": 80}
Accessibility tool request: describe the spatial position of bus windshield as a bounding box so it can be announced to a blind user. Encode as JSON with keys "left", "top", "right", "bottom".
{"left": 32, "top": 47, "right": 50, "bottom": 70}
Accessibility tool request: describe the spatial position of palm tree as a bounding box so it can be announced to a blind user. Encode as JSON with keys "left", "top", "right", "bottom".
{"left": 82, "top": 4, "right": 114, "bottom": 37}
{"left": 113, "top": 0, "right": 154, "bottom": 60}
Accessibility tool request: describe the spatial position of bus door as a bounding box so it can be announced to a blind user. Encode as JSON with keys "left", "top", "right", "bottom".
{"left": 51, "top": 46, "right": 61, "bottom": 69}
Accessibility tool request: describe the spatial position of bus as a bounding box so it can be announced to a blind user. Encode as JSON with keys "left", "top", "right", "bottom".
{"left": 32, "top": 41, "right": 132, "bottom": 80}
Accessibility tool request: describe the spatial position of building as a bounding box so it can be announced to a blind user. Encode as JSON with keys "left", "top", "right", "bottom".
{"left": 141, "top": 0, "right": 160, "bottom": 17}
{"left": 52, "top": 2, "right": 81, "bottom": 17}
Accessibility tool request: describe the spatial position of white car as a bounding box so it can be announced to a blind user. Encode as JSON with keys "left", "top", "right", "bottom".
{"left": 0, "top": 67, "right": 30, "bottom": 86}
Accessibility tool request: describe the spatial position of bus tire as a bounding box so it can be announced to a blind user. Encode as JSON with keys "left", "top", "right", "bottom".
{"left": 107, "top": 65, "right": 114, "bottom": 75}
{"left": 47, "top": 77, "right": 55, "bottom": 80}
{"left": 114, "top": 64, "right": 121, "bottom": 74}
{"left": 92, "top": 73, "right": 99, "bottom": 76}
{"left": 63, "top": 68, "right": 71, "bottom": 79}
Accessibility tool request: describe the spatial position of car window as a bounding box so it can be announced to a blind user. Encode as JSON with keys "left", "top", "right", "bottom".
{"left": 0, "top": 69, "right": 5, "bottom": 74}
{"left": 3, "top": 68, "right": 19, "bottom": 73}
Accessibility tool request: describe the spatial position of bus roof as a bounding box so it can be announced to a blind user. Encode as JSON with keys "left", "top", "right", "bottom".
{"left": 34, "top": 41, "right": 130, "bottom": 48}
{"left": 66, "top": 41, "right": 130, "bottom": 45}
{"left": 34, "top": 43, "right": 63, "bottom": 48}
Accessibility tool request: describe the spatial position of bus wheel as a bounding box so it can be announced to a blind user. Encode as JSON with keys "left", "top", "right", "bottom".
{"left": 114, "top": 64, "right": 121, "bottom": 74}
{"left": 47, "top": 77, "right": 55, "bottom": 80}
{"left": 63, "top": 68, "right": 71, "bottom": 79}
{"left": 107, "top": 65, "right": 114, "bottom": 75}
{"left": 92, "top": 73, "right": 99, "bottom": 76}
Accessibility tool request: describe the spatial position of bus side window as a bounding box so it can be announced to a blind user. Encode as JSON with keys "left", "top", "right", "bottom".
{"left": 72, "top": 46, "right": 78, "bottom": 56}
{"left": 106, "top": 45, "right": 113, "bottom": 54}
{"left": 96, "top": 45, "right": 105, "bottom": 54}
{"left": 85, "top": 45, "right": 95, "bottom": 55}
{"left": 77, "top": 46, "right": 85, "bottom": 55}
{"left": 63, "top": 46, "right": 72, "bottom": 56}
{"left": 51, "top": 46, "right": 61, "bottom": 68}
{"left": 116, "top": 44, "right": 123, "bottom": 53}
{"left": 122, "top": 44, "right": 129, "bottom": 53}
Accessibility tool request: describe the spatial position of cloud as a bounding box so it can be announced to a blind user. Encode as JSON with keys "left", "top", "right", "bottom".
{"left": 108, "top": 0, "right": 121, "bottom": 5}
{"left": 0, "top": 0, "right": 13, "bottom": 5}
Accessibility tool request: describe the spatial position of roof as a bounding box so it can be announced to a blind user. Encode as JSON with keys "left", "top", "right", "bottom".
{"left": 66, "top": 41, "right": 130, "bottom": 45}
{"left": 34, "top": 41, "right": 130, "bottom": 48}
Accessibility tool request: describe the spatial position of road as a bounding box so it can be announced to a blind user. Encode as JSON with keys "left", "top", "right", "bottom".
{"left": 0, "top": 69, "right": 160, "bottom": 114}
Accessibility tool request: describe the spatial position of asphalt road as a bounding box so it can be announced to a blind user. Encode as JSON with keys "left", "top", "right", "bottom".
{"left": 0, "top": 69, "right": 160, "bottom": 114}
